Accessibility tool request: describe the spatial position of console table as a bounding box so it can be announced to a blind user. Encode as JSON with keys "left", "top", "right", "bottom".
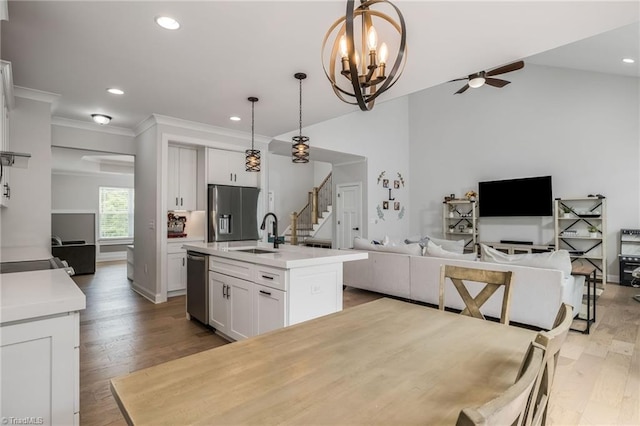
{"left": 571, "top": 264, "right": 597, "bottom": 334}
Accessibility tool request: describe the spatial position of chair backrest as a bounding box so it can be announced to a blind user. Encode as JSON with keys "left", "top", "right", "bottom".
{"left": 456, "top": 343, "right": 545, "bottom": 426}
{"left": 522, "top": 303, "right": 573, "bottom": 426}
{"left": 439, "top": 264, "right": 514, "bottom": 324}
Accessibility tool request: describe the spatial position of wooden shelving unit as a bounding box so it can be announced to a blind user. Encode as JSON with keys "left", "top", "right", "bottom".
{"left": 442, "top": 199, "right": 477, "bottom": 253}
{"left": 554, "top": 197, "right": 607, "bottom": 284}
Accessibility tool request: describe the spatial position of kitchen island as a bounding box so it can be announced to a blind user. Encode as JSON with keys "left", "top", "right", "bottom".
{"left": 1, "top": 267, "right": 86, "bottom": 425}
{"left": 182, "top": 242, "right": 367, "bottom": 341}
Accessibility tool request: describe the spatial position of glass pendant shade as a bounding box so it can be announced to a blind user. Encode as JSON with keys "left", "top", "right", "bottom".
{"left": 245, "top": 96, "right": 260, "bottom": 172}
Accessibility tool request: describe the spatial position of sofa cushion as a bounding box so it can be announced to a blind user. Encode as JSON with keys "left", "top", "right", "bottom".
{"left": 480, "top": 244, "right": 572, "bottom": 278}
{"left": 425, "top": 241, "right": 477, "bottom": 260}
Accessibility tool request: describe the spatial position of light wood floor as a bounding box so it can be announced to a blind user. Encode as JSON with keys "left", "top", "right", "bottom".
{"left": 76, "top": 262, "right": 639, "bottom": 425}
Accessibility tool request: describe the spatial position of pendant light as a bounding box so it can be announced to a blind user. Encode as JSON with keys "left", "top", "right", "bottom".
{"left": 245, "top": 96, "right": 260, "bottom": 172}
{"left": 292, "top": 73, "right": 309, "bottom": 163}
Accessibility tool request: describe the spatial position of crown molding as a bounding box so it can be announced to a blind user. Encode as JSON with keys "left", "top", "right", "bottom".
{"left": 52, "top": 117, "right": 135, "bottom": 137}
{"left": 13, "top": 86, "right": 60, "bottom": 104}
{"left": 148, "top": 113, "right": 272, "bottom": 144}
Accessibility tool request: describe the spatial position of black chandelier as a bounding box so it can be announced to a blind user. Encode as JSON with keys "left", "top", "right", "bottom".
{"left": 292, "top": 72, "right": 309, "bottom": 163}
{"left": 245, "top": 96, "right": 260, "bottom": 172}
{"left": 322, "top": 0, "right": 407, "bottom": 111}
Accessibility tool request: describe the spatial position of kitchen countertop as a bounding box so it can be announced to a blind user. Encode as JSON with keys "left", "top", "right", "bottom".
{"left": 181, "top": 242, "right": 367, "bottom": 269}
{"left": 0, "top": 269, "right": 86, "bottom": 324}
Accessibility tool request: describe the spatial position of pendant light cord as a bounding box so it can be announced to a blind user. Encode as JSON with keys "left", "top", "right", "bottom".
{"left": 251, "top": 99, "right": 255, "bottom": 150}
{"left": 298, "top": 78, "right": 303, "bottom": 138}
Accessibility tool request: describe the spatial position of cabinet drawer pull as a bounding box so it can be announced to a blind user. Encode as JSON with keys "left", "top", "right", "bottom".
{"left": 180, "top": 197, "right": 183, "bottom": 206}
{"left": 176, "top": 197, "right": 178, "bottom": 206}
{"left": 230, "top": 172, "right": 233, "bottom": 181}
{"left": 261, "top": 275, "right": 274, "bottom": 280}
{"left": 222, "top": 284, "right": 227, "bottom": 298}
{"left": 259, "top": 290, "right": 272, "bottom": 296}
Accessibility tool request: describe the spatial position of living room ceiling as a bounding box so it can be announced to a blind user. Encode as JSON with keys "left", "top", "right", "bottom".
{"left": 1, "top": 1, "right": 638, "bottom": 138}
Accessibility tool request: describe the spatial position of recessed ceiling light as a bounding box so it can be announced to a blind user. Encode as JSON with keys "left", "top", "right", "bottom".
{"left": 229, "top": 116, "right": 241, "bottom": 122}
{"left": 107, "top": 88, "right": 124, "bottom": 95}
{"left": 91, "top": 114, "right": 112, "bottom": 125}
{"left": 622, "top": 58, "right": 635, "bottom": 64}
{"left": 155, "top": 16, "right": 180, "bottom": 30}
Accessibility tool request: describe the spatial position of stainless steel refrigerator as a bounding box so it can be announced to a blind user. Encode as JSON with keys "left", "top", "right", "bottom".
{"left": 208, "top": 185, "right": 260, "bottom": 242}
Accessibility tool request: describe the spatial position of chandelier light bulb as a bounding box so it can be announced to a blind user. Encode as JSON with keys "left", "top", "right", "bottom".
{"left": 379, "top": 42, "right": 388, "bottom": 64}
{"left": 339, "top": 35, "right": 348, "bottom": 58}
{"left": 367, "top": 26, "right": 378, "bottom": 50}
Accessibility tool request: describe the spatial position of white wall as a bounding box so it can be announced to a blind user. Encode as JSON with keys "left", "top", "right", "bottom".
{"left": 52, "top": 173, "right": 134, "bottom": 211}
{"left": 52, "top": 123, "right": 135, "bottom": 155}
{"left": 1, "top": 95, "right": 52, "bottom": 252}
{"left": 267, "top": 153, "right": 315, "bottom": 232}
{"left": 279, "top": 96, "right": 411, "bottom": 240}
{"left": 408, "top": 64, "right": 639, "bottom": 281}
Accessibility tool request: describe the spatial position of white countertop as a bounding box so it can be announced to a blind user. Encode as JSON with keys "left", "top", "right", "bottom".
{"left": 0, "top": 269, "right": 86, "bottom": 324}
{"left": 182, "top": 242, "right": 368, "bottom": 269}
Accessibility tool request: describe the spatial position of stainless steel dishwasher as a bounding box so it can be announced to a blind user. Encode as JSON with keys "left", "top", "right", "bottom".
{"left": 186, "top": 251, "right": 209, "bottom": 326}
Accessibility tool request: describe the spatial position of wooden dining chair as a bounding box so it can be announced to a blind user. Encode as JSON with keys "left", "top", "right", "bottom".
{"left": 521, "top": 303, "right": 573, "bottom": 426}
{"left": 439, "top": 264, "right": 514, "bottom": 324}
{"left": 456, "top": 343, "right": 545, "bottom": 426}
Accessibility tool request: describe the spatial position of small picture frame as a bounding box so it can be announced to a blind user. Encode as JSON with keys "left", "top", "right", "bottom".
{"left": 382, "top": 179, "right": 389, "bottom": 188}
{"left": 394, "top": 180, "right": 400, "bottom": 189}
{"left": 383, "top": 201, "right": 389, "bottom": 210}
{"left": 394, "top": 201, "right": 400, "bottom": 210}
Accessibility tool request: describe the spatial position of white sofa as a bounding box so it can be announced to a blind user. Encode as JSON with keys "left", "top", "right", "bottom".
{"left": 344, "top": 241, "right": 584, "bottom": 330}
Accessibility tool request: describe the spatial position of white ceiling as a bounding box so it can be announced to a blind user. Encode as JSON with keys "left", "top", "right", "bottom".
{"left": 1, "top": 1, "right": 638, "bottom": 139}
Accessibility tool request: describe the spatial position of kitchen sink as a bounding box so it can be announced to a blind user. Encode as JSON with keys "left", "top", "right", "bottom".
{"left": 234, "top": 248, "right": 276, "bottom": 254}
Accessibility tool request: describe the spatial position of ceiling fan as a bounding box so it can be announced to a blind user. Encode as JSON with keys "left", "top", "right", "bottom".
{"left": 450, "top": 61, "right": 524, "bottom": 94}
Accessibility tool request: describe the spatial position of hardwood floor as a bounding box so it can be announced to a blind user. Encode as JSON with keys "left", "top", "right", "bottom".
{"left": 76, "top": 262, "right": 639, "bottom": 425}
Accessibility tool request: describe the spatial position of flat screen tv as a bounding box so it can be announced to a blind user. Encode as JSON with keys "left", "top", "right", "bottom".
{"left": 478, "top": 176, "right": 553, "bottom": 217}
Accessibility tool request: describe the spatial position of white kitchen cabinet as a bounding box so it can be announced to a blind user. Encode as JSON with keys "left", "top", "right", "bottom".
{"left": 253, "top": 284, "right": 286, "bottom": 335}
{"left": 209, "top": 271, "right": 253, "bottom": 341}
{"left": 167, "top": 252, "right": 186, "bottom": 292}
{"left": 167, "top": 146, "right": 197, "bottom": 211}
{"left": 207, "top": 148, "right": 258, "bottom": 187}
{"left": 1, "top": 312, "right": 80, "bottom": 425}
{"left": 167, "top": 241, "right": 195, "bottom": 294}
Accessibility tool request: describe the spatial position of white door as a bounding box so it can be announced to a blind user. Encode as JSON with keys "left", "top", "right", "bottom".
{"left": 178, "top": 147, "right": 197, "bottom": 210}
{"left": 336, "top": 183, "right": 362, "bottom": 249}
{"left": 167, "top": 146, "right": 180, "bottom": 210}
{"left": 253, "top": 284, "right": 286, "bottom": 335}
{"left": 227, "top": 276, "right": 254, "bottom": 340}
{"left": 209, "top": 272, "right": 228, "bottom": 332}
{"left": 167, "top": 253, "right": 185, "bottom": 292}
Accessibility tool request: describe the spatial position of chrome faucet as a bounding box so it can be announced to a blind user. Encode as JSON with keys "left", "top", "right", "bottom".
{"left": 260, "top": 212, "right": 280, "bottom": 249}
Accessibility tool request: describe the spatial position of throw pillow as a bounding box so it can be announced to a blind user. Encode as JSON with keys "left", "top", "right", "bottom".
{"left": 353, "top": 237, "right": 376, "bottom": 250}
{"left": 424, "top": 241, "right": 477, "bottom": 260}
{"left": 480, "top": 244, "right": 572, "bottom": 278}
{"left": 378, "top": 243, "right": 423, "bottom": 256}
{"left": 428, "top": 236, "right": 465, "bottom": 254}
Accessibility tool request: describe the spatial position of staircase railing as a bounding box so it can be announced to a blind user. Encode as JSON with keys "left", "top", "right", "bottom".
{"left": 290, "top": 172, "right": 332, "bottom": 245}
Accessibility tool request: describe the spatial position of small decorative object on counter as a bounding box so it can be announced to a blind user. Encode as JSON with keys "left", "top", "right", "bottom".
{"left": 167, "top": 212, "right": 187, "bottom": 238}
{"left": 465, "top": 190, "right": 477, "bottom": 201}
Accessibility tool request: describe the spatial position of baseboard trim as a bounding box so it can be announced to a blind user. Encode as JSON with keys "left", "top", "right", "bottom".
{"left": 130, "top": 281, "right": 161, "bottom": 304}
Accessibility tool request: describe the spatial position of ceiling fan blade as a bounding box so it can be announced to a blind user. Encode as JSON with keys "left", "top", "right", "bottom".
{"left": 448, "top": 77, "right": 468, "bottom": 82}
{"left": 486, "top": 61, "right": 524, "bottom": 76}
{"left": 485, "top": 78, "right": 511, "bottom": 88}
{"left": 454, "top": 84, "right": 470, "bottom": 94}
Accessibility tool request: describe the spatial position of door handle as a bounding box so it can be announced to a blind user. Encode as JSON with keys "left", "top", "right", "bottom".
{"left": 352, "top": 227, "right": 359, "bottom": 231}
{"left": 222, "top": 284, "right": 227, "bottom": 298}
{"left": 230, "top": 173, "right": 233, "bottom": 181}
{"left": 176, "top": 197, "right": 178, "bottom": 206}
{"left": 180, "top": 197, "right": 183, "bottom": 206}
{"left": 227, "top": 285, "right": 230, "bottom": 299}
{"left": 182, "top": 257, "right": 185, "bottom": 267}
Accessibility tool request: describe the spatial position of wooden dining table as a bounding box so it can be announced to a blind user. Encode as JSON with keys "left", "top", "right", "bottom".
{"left": 110, "top": 298, "right": 536, "bottom": 425}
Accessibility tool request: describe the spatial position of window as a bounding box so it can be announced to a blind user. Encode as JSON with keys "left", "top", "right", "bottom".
{"left": 99, "top": 187, "right": 134, "bottom": 239}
